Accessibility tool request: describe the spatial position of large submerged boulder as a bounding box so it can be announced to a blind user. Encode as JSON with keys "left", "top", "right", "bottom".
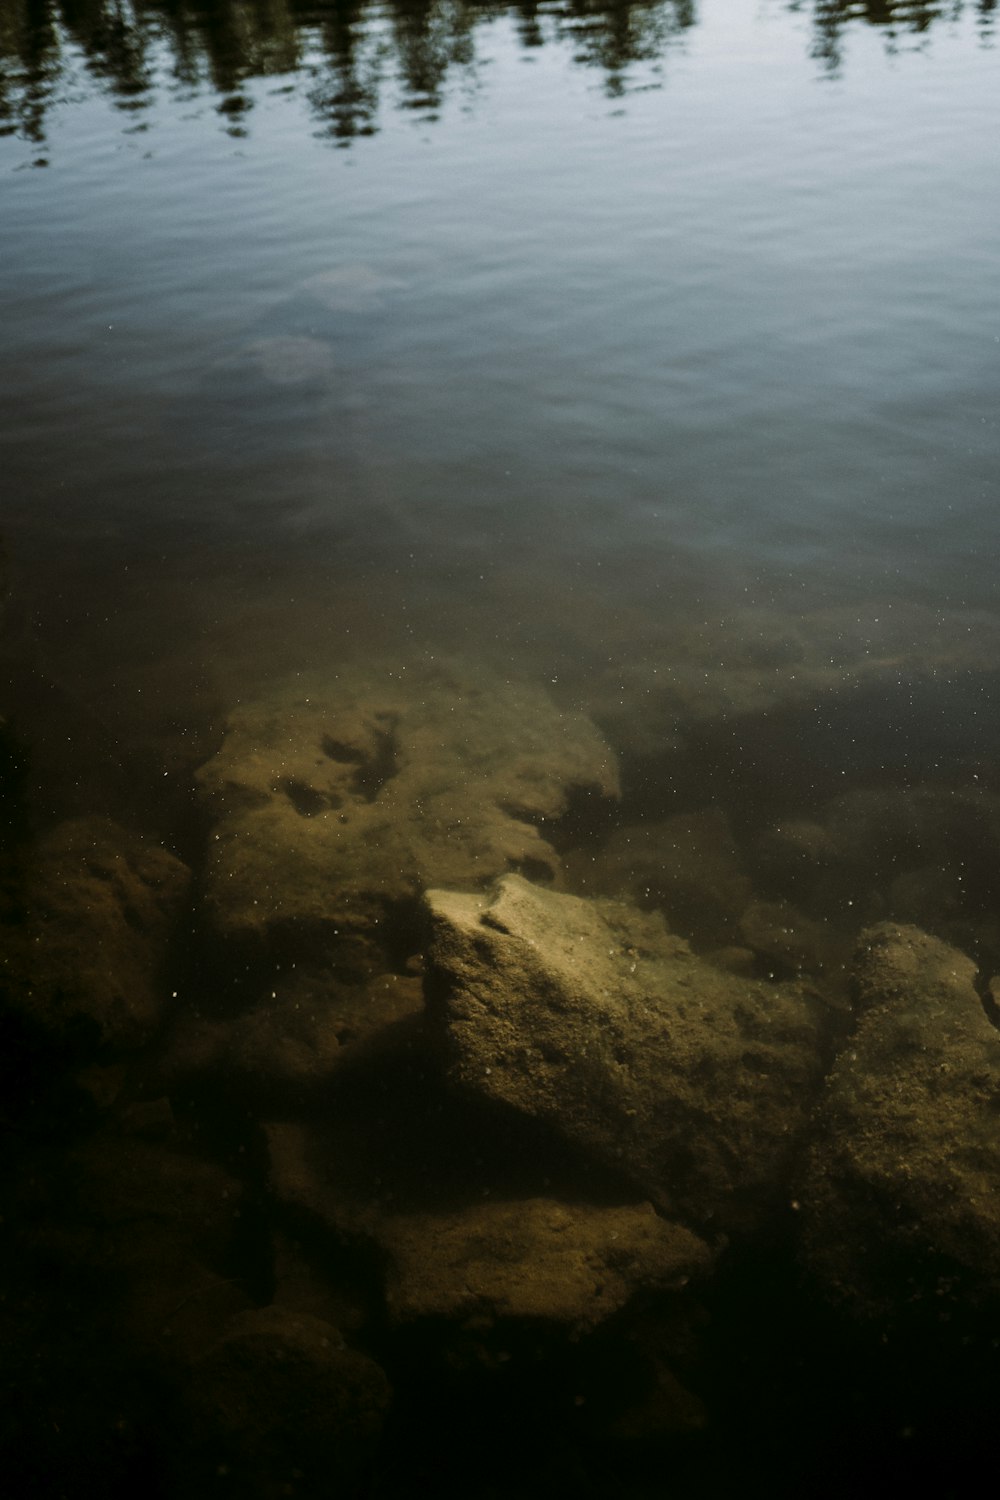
{"left": 195, "top": 664, "right": 619, "bottom": 975}
{"left": 424, "top": 874, "right": 827, "bottom": 1234}
{"left": 797, "top": 922, "right": 1000, "bottom": 1326}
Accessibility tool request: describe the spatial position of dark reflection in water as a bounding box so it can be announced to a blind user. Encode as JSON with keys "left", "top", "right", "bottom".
{"left": 1, "top": 0, "right": 993, "bottom": 149}
{"left": 807, "top": 0, "right": 996, "bottom": 70}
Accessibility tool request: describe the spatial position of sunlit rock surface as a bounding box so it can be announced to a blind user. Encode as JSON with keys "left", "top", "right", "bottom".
{"left": 0, "top": 816, "right": 191, "bottom": 1050}
{"left": 195, "top": 663, "right": 619, "bottom": 974}
{"left": 425, "top": 874, "right": 827, "bottom": 1234}
{"left": 797, "top": 922, "right": 1000, "bottom": 1325}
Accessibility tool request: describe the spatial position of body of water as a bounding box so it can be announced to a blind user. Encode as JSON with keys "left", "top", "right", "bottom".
{"left": 2, "top": 1, "right": 999, "bottom": 1495}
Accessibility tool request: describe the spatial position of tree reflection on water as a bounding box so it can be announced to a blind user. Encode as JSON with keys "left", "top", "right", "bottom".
{"left": 0, "top": 0, "right": 993, "bottom": 148}
{"left": 806, "top": 0, "right": 995, "bottom": 70}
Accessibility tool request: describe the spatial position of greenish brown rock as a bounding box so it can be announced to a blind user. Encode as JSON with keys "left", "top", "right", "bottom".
{"left": 425, "top": 874, "right": 827, "bottom": 1234}
{"left": 194, "top": 663, "right": 619, "bottom": 975}
{"left": 379, "top": 1197, "right": 711, "bottom": 1334}
{"left": 797, "top": 922, "right": 1000, "bottom": 1324}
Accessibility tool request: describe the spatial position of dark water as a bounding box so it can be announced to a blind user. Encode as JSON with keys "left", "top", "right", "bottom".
{"left": 2, "top": 0, "right": 1000, "bottom": 1495}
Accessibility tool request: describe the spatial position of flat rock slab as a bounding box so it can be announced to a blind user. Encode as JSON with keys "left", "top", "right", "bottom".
{"left": 195, "top": 663, "right": 619, "bottom": 973}
{"left": 797, "top": 922, "right": 1000, "bottom": 1325}
{"left": 379, "top": 1197, "right": 711, "bottom": 1333}
{"left": 264, "top": 1121, "right": 710, "bottom": 1349}
{"left": 425, "top": 875, "right": 826, "bottom": 1234}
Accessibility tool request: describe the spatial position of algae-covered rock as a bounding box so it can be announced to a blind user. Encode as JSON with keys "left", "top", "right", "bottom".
{"left": 425, "top": 874, "right": 827, "bottom": 1234}
{"left": 0, "top": 816, "right": 191, "bottom": 1050}
{"left": 195, "top": 663, "right": 619, "bottom": 975}
{"left": 797, "top": 922, "right": 1000, "bottom": 1325}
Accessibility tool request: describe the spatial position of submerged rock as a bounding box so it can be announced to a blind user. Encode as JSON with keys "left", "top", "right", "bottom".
{"left": 194, "top": 664, "right": 618, "bottom": 975}
{"left": 179, "top": 1307, "right": 390, "bottom": 1500}
{"left": 379, "top": 1197, "right": 711, "bottom": 1335}
{"left": 264, "top": 1117, "right": 710, "bottom": 1383}
{"left": 301, "top": 262, "right": 405, "bottom": 311}
{"left": 797, "top": 923, "right": 1000, "bottom": 1325}
{"left": 240, "top": 334, "right": 334, "bottom": 386}
{"left": 14, "top": 1126, "right": 252, "bottom": 1367}
{"left": 159, "top": 970, "right": 423, "bottom": 1095}
{"left": 0, "top": 816, "right": 191, "bottom": 1050}
{"left": 270, "top": 1230, "right": 370, "bottom": 1335}
{"left": 755, "top": 785, "right": 1000, "bottom": 958}
{"left": 424, "top": 874, "right": 827, "bottom": 1234}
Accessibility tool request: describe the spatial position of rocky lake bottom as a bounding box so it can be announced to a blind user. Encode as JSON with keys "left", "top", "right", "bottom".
{"left": 2, "top": 598, "right": 1000, "bottom": 1499}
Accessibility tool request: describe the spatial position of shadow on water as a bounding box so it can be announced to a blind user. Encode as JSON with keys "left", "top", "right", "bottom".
{"left": 0, "top": 0, "right": 994, "bottom": 150}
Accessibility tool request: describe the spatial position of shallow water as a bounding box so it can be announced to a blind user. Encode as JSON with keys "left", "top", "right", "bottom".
{"left": 2, "top": 1, "right": 998, "bottom": 820}
{"left": 2, "top": 0, "right": 1000, "bottom": 1495}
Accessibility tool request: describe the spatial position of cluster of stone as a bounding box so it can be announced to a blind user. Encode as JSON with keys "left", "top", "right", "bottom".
{"left": 5, "top": 660, "right": 1000, "bottom": 1497}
